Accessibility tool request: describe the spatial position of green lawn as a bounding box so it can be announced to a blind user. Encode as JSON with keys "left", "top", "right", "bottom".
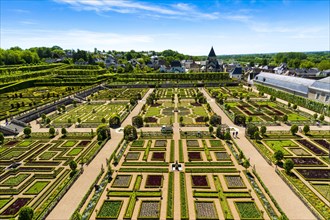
{"left": 209, "top": 140, "right": 223, "bottom": 147}
{"left": 63, "top": 141, "right": 77, "bottom": 147}
{"left": 17, "top": 140, "right": 32, "bottom": 147}
{"left": 287, "top": 113, "right": 309, "bottom": 121}
{"left": 0, "top": 198, "right": 12, "bottom": 209}
{"left": 24, "top": 181, "right": 49, "bottom": 194}
{"left": 131, "top": 140, "right": 145, "bottom": 147}
{"left": 97, "top": 201, "right": 123, "bottom": 218}
{"left": 68, "top": 147, "right": 83, "bottom": 156}
{"left": 39, "top": 151, "right": 57, "bottom": 160}
{"left": 235, "top": 202, "right": 262, "bottom": 219}
{"left": 264, "top": 140, "right": 295, "bottom": 155}
{"left": 2, "top": 174, "right": 30, "bottom": 186}
{"left": 312, "top": 184, "right": 330, "bottom": 201}
{"left": 1, "top": 150, "right": 25, "bottom": 160}
{"left": 145, "top": 107, "right": 161, "bottom": 117}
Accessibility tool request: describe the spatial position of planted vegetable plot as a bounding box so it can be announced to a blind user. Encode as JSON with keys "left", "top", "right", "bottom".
{"left": 138, "top": 201, "right": 160, "bottom": 219}
{"left": 145, "top": 175, "right": 163, "bottom": 188}
{"left": 96, "top": 200, "right": 123, "bottom": 219}
{"left": 191, "top": 175, "right": 209, "bottom": 188}
{"left": 195, "top": 202, "right": 218, "bottom": 219}
{"left": 92, "top": 88, "right": 147, "bottom": 100}
{"left": 0, "top": 138, "right": 98, "bottom": 219}
{"left": 225, "top": 176, "right": 245, "bottom": 188}
{"left": 235, "top": 202, "right": 262, "bottom": 219}
{"left": 112, "top": 175, "right": 132, "bottom": 188}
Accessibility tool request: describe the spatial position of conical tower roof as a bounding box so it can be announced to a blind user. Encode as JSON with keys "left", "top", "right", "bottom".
{"left": 208, "top": 46, "right": 216, "bottom": 58}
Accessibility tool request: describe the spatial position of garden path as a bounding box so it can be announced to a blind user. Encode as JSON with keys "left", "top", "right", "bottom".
{"left": 201, "top": 88, "right": 317, "bottom": 220}
{"left": 47, "top": 89, "right": 154, "bottom": 220}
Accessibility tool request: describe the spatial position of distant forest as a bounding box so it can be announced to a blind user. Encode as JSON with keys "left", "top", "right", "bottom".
{"left": 0, "top": 46, "right": 329, "bottom": 70}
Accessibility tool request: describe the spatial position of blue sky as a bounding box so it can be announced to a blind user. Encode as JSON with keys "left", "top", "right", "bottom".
{"left": 1, "top": 0, "right": 329, "bottom": 55}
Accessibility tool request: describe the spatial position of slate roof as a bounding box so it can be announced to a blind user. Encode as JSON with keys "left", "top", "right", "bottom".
{"left": 309, "top": 77, "right": 330, "bottom": 93}
{"left": 208, "top": 47, "right": 216, "bottom": 58}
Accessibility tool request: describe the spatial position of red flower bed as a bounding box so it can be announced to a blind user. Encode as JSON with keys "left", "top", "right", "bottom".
{"left": 188, "top": 152, "right": 202, "bottom": 160}
{"left": 195, "top": 117, "right": 205, "bottom": 122}
{"left": 146, "top": 175, "right": 163, "bottom": 187}
{"left": 5, "top": 141, "right": 18, "bottom": 146}
{"left": 145, "top": 117, "right": 158, "bottom": 123}
{"left": 297, "top": 140, "right": 327, "bottom": 155}
{"left": 78, "top": 140, "right": 90, "bottom": 146}
{"left": 152, "top": 152, "right": 165, "bottom": 161}
{"left": 191, "top": 102, "right": 202, "bottom": 106}
{"left": 1, "top": 198, "right": 31, "bottom": 215}
{"left": 296, "top": 169, "right": 329, "bottom": 180}
{"left": 291, "top": 157, "right": 323, "bottom": 166}
{"left": 192, "top": 175, "right": 209, "bottom": 187}
{"left": 313, "top": 139, "right": 330, "bottom": 150}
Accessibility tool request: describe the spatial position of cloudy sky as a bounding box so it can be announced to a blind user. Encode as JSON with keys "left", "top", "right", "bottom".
{"left": 1, "top": 0, "right": 329, "bottom": 55}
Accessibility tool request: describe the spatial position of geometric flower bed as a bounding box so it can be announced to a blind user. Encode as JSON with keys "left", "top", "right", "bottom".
{"left": 112, "top": 175, "right": 132, "bottom": 188}
{"left": 313, "top": 139, "right": 329, "bottom": 150}
{"left": 296, "top": 169, "right": 330, "bottom": 180}
{"left": 77, "top": 140, "right": 91, "bottom": 147}
{"left": 151, "top": 152, "right": 165, "bottom": 161}
{"left": 214, "top": 152, "right": 230, "bottom": 160}
{"left": 209, "top": 140, "right": 222, "bottom": 147}
{"left": 155, "top": 140, "right": 167, "bottom": 147}
{"left": 187, "top": 140, "right": 199, "bottom": 147}
{"left": 1, "top": 198, "right": 31, "bottom": 216}
{"left": 96, "top": 200, "right": 123, "bottom": 219}
{"left": 24, "top": 181, "right": 50, "bottom": 195}
{"left": 0, "top": 198, "right": 12, "bottom": 210}
{"left": 131, "top": 140, "right": 145, "bottom": 147}
{"left": 2, "top": 174, "right": 30, "bottom": 186}
{"left": 188, "top": 152, "right": 202, "bottom": 161}
{"left": 62, "top": 141, "right": 77, "bottom": 147}
{"left": 291, "top": 157, "right": 324, "bottom": 166}
{"left": 138, "top": 201, "right": 160, "bottom": 218}
{"left": 235, "top": 202, "right": 262, "bottom": 219}
{"left": 145, "top": 175, "right": 163, "bottom": 188}
{"left": 312, "top": 184, "right": 330, "bottom": 201}
{"left": 289, "top": 148, "right": 311, "bottom": 156}
{"left": 297, "top": 140, "right": 327, "bottom": 155}
{"left": 126, "top": 152, "right": 140, "bottom": 160}
{"left": 191, "top": 175, "right": 209, "bottom": 188}
{"left": 225, "top": 176, "right": 245, "bottom": 188}
{"left": 195, "top": 201, "right": 218, "bottom": 219}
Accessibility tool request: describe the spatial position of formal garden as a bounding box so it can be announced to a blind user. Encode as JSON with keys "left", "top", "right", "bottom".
{"left": 89, "top": 88, "right": 148, "bottom": 101}
{"left": 0, "top": 132, "right": 105, "bottom": 219}
{"left": 79, "top": 135, "right": 286, "bottom": 220}
{"left": 247, "top": 128, "right": 330, "bottom": 219}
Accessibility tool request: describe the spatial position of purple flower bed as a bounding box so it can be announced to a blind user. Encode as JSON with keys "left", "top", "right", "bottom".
{"left": 291, "top": 157, "right": 324, "bottom": 166}
{"left": 297, "top": 140, "right": 327, "bottom": 155}
{"left": 1, "top": 198, "right": 31, "bottom": 216}
{"left": 313, "top": 139, "right": 330, "bottom": 150}
{"left": 151, "top": 103, "right": 161, "bottom": 107}
{"left": 191, "top": 102, "right": 202, "bottom": 106}
{"left": 4, "top": 141, "right": 18, "bottom": 146}
{"left": 151, "top": 152, "right": 165, "bottom": 161}
{"left": 296, "top": 169, "right": 329, "bottom": 180}
{"left": 78, "top": 140, "right": 90, "bottom": 146}
{"left": 145, "top": 117, "right": 158, "bottom": 123}
{"left": 146, "top": 175, "right": 163, "bottom": 187}
{"left": 191, "top": 175, "right": 209, "bottom": 187}
{"left": 195, "top": 117, "right": 205, "bottom": 123}
{"left": 188, "top": 152, "right": 202, "bottom": 161}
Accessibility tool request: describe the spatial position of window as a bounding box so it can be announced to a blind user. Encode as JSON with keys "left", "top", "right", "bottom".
{"left": 325, "top": 95, "right": 329, "bottom": 102}
{"left": 315, "top": 93, "right": 320, "bottom": 100}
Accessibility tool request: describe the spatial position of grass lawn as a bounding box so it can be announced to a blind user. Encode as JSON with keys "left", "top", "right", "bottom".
{"left": 287, "top": 113, "right": 309, "bottom": 121}
{"left": 264, "top": 140, "right": 295, "bottom": 155}
{"left": 131, "top": 140, "right": 145, "bottom": 147}
{"left": 39, "top": 151, "right": 57, "bottom": 160}
{"left": 24, "top": 181, "right": 49, "bottom": 194}
{"left": 312, "top": 184, "right": 330, "bottom": 201}
{"left": 159, "top": 116, "right": 174, "bottom": 124}
{"left": 235, "top": 202, "right": 262, "bottom": 219}
{"left": 2, "top": 174, "right": 30, "bottom": 186}
{"left": 193, "top": 106, "right": 208, "bottom": 117}
{"left": 68, "top": 147, "right": 83, "bottom": 156}
{"left": 17, "top": 140, "right": 32, "bottom": 147}
{"left": 145, "top": 107, "right": 161, "bottom": 117}
{"left": 209, "top": 140, "right": 223, "bottom": 147}
{"left": 0, "top": 147, "right": 7, "bottom": 153}
{"left": 0, "top": 198, "right": 12, "bottom": 209}
{"left": 97, "top": 200, "right": 123, "bottom": 218}
{"left": 63, "top": 141, "right": 76, "bottom": 147}
{"left": 1, "top": 150, "right": 25, "bottom": 160}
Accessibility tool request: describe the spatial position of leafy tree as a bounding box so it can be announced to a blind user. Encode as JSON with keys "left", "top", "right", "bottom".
{"left": 313, "top": 113, "right": 318, "bottom": 120}
{"left": 319, "top": 114, "right": 325, "bottom": 122}
{"left": 179, "top": 116, "right": 184, "bottom": 125}
{"left": 290, "top": 125, "right": 299, "bottom": 135}
{"left": 132, "top": 115, "right": 143, "bottom": 128}
{"left": 101, "top": 118, "right": 106, "bottom": 123}
{"left": 97, "top": 124, "right": 110, "bottom": 141}
{"left": 292, "top": 104, "right": 297, "bottom": 110}
{"left": 246, "top": 124, "right": 259, "bottom": 138}
{"left": 18, "top": 206, "right": 34, "bottom": 220}
{"left": 23, "top": 127, "right": 31, "bottom": 138}
{"left": 61, "top": 127, "right": 67, "bottom": 137}
{"left": 260, "top": 126, "right": 267, "bottom": 136}
{"left": 274, "top": 150, "right": 284, "bottom": 165}
{"left": 209, "top": 126, "right": 214, "bottom": 136}
{"left": 282, "top": 114, "right": 288, "bottom": 122}
{"left": 46, "top": 118, "right": 51, "bottom": 124}
{"left": 123, "top": 125, "right": 137, "bottom": 141}
{"left": 69, "top": 160, "right": 77, "bottom": 171}
{"left": 77, "top": 118, "right": 81, "bottom": 124}
{"left": 234, "top": 114, "right": 246, "bottom": 126}
{"left": 41, "top": 113, "right": 46, "bottom": 122}
{"left": 49, "top": 127, "right": 55, "bottom": 137}
{"left": 283, "top": 159, "right": 294, "bottom": 174}
{"left": 254, "top": 131, "right": 261, "bottom": 141}
{"left": 0, "top": 132, "right": 4, "bottom": 144}
{"left": 224, "top": 131, "right": 231, "bottom": 141}
{"left": 242, "top": 159, "right": 250, "bottom": 170}
{"left": 210, "top": 114, "right": 221, "bottom": 126}
{"left": 109, "top": 114, "right": 121, "bottom": 128}
{"left": 318, "top": 59, "right": 330, "bottom": 70}
{"left": 303, "top": 125, "right": 310, "bottom": 135}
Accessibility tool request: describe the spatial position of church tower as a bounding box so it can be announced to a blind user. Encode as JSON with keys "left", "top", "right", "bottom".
{"left": 207, "top": 46, "right": 217, "bottom": 61}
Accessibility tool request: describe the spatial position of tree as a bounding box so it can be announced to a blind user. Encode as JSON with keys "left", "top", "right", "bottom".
{"left": 234, "top": 114, "right": 246, "bottom": 126}
{"left": 274, "top": 150, "right": 284, "bottom": 165}
{"left": 46, "top": 117, "right": 51, "bottom": 124}
{"left": 0, "top": 132, "right": 4, "bottom": 144}
{"left": 97, "top": 124, "right": 110, "bottom": 141}
{"left": 23, "top": 127, "right": 31, "bottom": 138}
{"left": 282, "top": 114, "right": 288, "bottom": 122}
{"left": 77, "top": 118, "right": 81, "bottom": 124}
{"left": 69, "top": 160, "right": 77, "bottom": 171}
{"left": 283, "top": 159, "right": 294, "bottom": 174}
{"left": 254, "top": 131, "right": 261, "bottom": 141}
{"left": 303, "top": 125, "right": 310, "bottom": 135}
{"left": 292, "top": 104, "right": 297, "bottom": 110}
{"left": 319, "top": 114, "right": 325, "bottom": 122}
{"left": 61, "top": 127, "right": 67, "bottom": 137}
{"left": 290, "top": 125, "right": 299, "bottom": 135}
{"left": 41, "top": 113, "right": 46, "bottom": 122}
{"left": 109, "top": 114, "right": 121, "bottom": 128}
{"left": 49, "top": 127, "right": 55, "bottom": 137}
{"left": 313, "top": 113, "right": 318, "bottom": 120}
{"left": 209, "top": 126, "right": 214, "bottom": 136}
{"left": 18, "top": 206, "right": 34, "bottom": 220}
{"left": 210, "top": 114, "right": 221, "bottom": 126}
{"left": 260, "top": 126, "right": 267, "bottom": 136}
{"left": 132, "top": 115, "right": 143, "bottom": 128}
{"left": 246, "top": 124, "right": 259, "bottom": 138}
{"left": 242, "top": 159, "right": 250, "bottom": 170}
{"left": 123, "top": 125, "right": 137, "bottom": 141}
{"left": 224, "top": 131, "right": 231, "bottom": 141}
{"left": 101, "top": 117, "right": 106, "bottom": 123}
{"left": 179, "top": 116, "right": 183, "bottom": 125}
